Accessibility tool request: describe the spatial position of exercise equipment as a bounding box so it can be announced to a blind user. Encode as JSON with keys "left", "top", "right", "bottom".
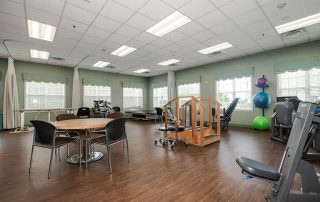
{"left": 253, "top": 92, "right": 272, "bottom": 108}
{"left": 155, "top": 96, "right": 221, "bottom": 148}
{"left": 253, "top": 75, "right": 271, "bottom": 130}
{"left": 271, "top": 100, "right": 296, "bottom": 143}
{"left": 212, "top": 97, "right": 239, "bottom": 131}
{"left": 253, "top": 116, "right": 270, "bottom": 131}
{"left": 237, "top": 102, "right": 320, "bottom": 201}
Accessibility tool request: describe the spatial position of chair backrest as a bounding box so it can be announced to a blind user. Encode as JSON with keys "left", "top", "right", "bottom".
{"left": 107, "top": 112, "right": 124, "bottom": 119}
{"left": 112, "top": 106, "right": 121, "bottom": 112}
{"left": 77, "top": 107, "right": 90, "bottom": 118}
{"left": 105, "top": 118, "right": 126, "bottom": 145}
{"left": 287, "top": 97, "right": 301, "bottom": 111}
{"left": 223, "top": 97, "right": 240, "bottom": 118}
{"left": 30, "top": 120, "right": 56, "bottom": 145}
{"left": 275, "top": 101, "right": 294, "bottom": 126}
{"left": 155, "top": 107, "right": 163, "bottom": 115}
{"left": 56, "top": 113, "right": 78, "bottom": 121}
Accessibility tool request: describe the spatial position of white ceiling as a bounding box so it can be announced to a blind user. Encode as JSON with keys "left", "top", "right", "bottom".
{"left": 0, "top": 0, "right": 320, "bottom": 77}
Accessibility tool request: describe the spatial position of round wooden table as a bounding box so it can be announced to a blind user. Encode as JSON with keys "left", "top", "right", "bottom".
{"left": 53, "top": 118, "right": 113, "bottom": 165}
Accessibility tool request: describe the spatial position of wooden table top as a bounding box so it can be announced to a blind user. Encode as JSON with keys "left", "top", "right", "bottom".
{"left": 53, "top": 118, "right": 113, "bottom": 130}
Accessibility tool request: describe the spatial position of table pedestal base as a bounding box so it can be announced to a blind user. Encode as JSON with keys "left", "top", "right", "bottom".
{"left": 67, "top": 151, "right": 104, "bottom": 164}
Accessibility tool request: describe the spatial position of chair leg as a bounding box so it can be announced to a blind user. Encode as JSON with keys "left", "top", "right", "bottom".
{"left": 107, "top": 146, "right": 112, "bottom": 174}
{"left": 29, "top": 145, "right": 35, "bottom": 173}
{"left": 126, "top": 139, "right": 129, "bottom": 163}
{"left": 79, "top": 139, "right": 82, "bottom": 167}
{"left": 58, "top": 147, "right": 61, "bottom": 161}
{"left": 48, "top": 148, "right": 54, "bottom": 179}
{"left": 67, "top": 144, "right": 70, "bottom": 158}
{"left": 85, "top": 140, "right": 88, "bottom": 169}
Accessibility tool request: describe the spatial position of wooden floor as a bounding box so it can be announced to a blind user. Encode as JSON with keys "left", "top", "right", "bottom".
{"left": 0, "top": 120, "right": 319, "bottom": 202}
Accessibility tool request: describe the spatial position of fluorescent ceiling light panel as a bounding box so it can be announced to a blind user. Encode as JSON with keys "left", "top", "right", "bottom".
{"left": 198, "top": 42, "right": 233, "bottom": 54}
{"left": 146, "top": 11, "right": 192, "bottom": 37}
{"left": 27, "top": 20, "right": 57, "bottom": 42}
{"left": 111, "top": 45, "right": 136, "bottom": 57}
{"left": 30, "top": 49, "right": 49, "bottom": 59}
{"left": 158, "top": 59, "right": 180, "bottom": 66}
{"left": 93, "top": 61, "right": 110, "bottom": 68}
{"left": 134, "top": 69, "right": 149, "bottom": 73}
{"left": 275, "top": 13, "right": 320, "bottom": 34}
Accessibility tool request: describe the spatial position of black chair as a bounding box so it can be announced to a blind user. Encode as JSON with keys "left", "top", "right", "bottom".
{"left": 56, "top": 114, "right": 82, "bottom": 161}
{"left": 271, "top": 101, "right": 295, "bottom": 143}
{"left": 214, "top": 97, "right": 239, "bottom": 131}
{"left": 90, "top": 118, "right": 129, "bottom": 174}
{"left": 155, "top": 107, "right": 163, "bottom": 126}
{"left": 107, "top": 112, "right": 124, "bottom": 119}
{"left": 29, "top": 120, "right": 74, "bottom": 178}
{"left": 112, "top": 106, "right": 121, "bottom": 112}
{"left": 77, "top": 107, "right": 90, "bottom": 118}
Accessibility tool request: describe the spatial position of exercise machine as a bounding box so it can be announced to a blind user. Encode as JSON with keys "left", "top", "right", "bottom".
{"left": 237, "top": 102, "right": 320, "bottom": 201}
{"left": 155, "top": 96, "right": 221, "bottom": 148}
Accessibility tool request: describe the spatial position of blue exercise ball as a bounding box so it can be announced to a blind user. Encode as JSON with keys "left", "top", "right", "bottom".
{"left": 253, "top": 92, "right": 271, "bottom": 108}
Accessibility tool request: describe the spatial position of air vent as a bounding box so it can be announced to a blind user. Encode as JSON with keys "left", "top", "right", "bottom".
{"left": 50, "top": 56, "right": 64, "bottom": 61}
{"left": 105, "top": 65, "right": 116, "bottom": 69}
{"left": 282, "top": 28, "right": 305, "bottom": 38}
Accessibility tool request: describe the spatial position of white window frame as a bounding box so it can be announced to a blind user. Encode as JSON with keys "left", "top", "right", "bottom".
{"left": 123, "top": 87, "right": 143, "bottom": 108}
{"left": 276, "top": 68, "right": 320, "bottom": 102}
{"left": 216, "top": 76, "right": 253, "bottom": 111}
{"left": 24, "top": 81, "right": 66, "bottom": 109}
{"left": 83, "top": 85, "right": 112, "bottom": 107}
{"left": 153, "top": 86, "right": 168, "bottom": 108}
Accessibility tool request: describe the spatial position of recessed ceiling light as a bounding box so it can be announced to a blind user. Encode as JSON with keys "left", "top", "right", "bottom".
{"left": 27, "top": 20, "right": 56, "bottom": 42}
{"left": 158, "top": 59, "right": 180, "bottom": 66}
{"left": 146, "top": 11, "right": 192, "bottom": 37}
{"left": 134, "top": 69, "right": 149, "bottom": 73}
{"left": 93, "top": 61, "right": 110, "bottom": 68}
{"left": 198, "top": 42, "right": 233, "bottom": 54}
{"left": 275, "top": 13, "right": 320, "bottom": 34}
{"left": 111, "top": 45, "right": 136, "bottom": 57}
{"left": 30, "top": 49, "right": 49, "bottom": 59}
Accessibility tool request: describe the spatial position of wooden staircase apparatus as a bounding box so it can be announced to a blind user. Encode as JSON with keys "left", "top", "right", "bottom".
{"left": 163, "top": 96, "right": 221, "bottom": 146}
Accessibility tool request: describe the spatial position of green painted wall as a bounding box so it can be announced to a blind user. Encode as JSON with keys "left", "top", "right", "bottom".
{"left": 148, "top": 40, "right": 320, "bottom": 126}
{"left": 0, "top": 59, "right": 148, "bottom": 126}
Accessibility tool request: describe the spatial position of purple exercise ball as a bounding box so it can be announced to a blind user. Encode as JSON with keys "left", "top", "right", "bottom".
{"left": 256, "top": 76, "right": 268, "bottom": 88}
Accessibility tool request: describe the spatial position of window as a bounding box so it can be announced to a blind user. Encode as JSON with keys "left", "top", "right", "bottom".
{"left": 25, "top": 81, "right": 65, "bottom": 109}
{"left": 123, "top": 87, "right": 143, "bottom": 108}
{"left": 83, "top": 85, "right": 111, "bottom": 107}
{"left": 216, "top": 76, "right": 252, "bottom": 110}
{"left": 177, "top": 83, "right": 200, "bottom": 105}
{"left": 277, "top": 68, "right": 320, "bottom": 102}
{"left": 153, "top": 86, "right": 168, "bottom": 107}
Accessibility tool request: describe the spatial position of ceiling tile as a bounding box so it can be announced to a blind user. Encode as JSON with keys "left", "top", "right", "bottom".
{"left": 115, "top": 25, "right": 142, "bottom": 39}
{"left": 126, "top": 39, "right": 146, "bottom": 49}
{"left": 180, "top": 0, "right": 217, "bottom": 20}
{"left": 161, "top": 0, "right": 192, "bottom": 9}
{"left": 150, "top": 38, "right": 172, "bottom": 48}
{"left": 162, "top": 31, "right": 187, "bottom": 42}
{"left": 139, "top": 0, "right": 175, "bottom": 21}
{"left": 220, "top": 30, "right": 248, "bottom": 41}
{"left": 100, "top": 1, "right": 135, "bottom": 23}
{"left": 268, "top": 10, "right": 304, "bottom": 27}
{"left": 220, "top": 0, "right": 258, "bottom": 18}
{"left": 177, "top": 21, "right": 205, "bottom": 36}
{"left": 243, "top": 19, "right": 274, "bottom": 34}
{"left": 107, "top": 33, "right": 131, "bottom": 44}
{"left": 80, "top": 35, "right": 105, "bottom": 45}
{"left": 196, "top": 10, "right": 228, "bottom": 28}
{"left": 0, "top": 0, "right": 25, "bottom": 18}
{"left": 249, "top": 28, "right": 279, "bottom": 41}
{"left": 208, "top": 0, "right": 233, "bottom": 7}
{"left": 92, "top": 15, "right": 122, "bottom": 32}
{"left": 0, "top": 22, "right": 26, "bottom": 36}
{"left": 261, "top": 0, "right": 302, "bottom": 18}
{"left": 134, "top": 32, "right": 158, "bottom": 43}
{"left": 301, "top": 0, "right": 320, "bottom": 16}
{"left": 255, "top": 0, "right": 273, "bottom": 6}
{"left": 0, "top": 12, "right": 26, "bottom": 28}
{"left": 125, "top": 13, "right": 156, "bottom": 31}
{"left": 55, "top": 28, "right": 83, "bottom": 40}
{"left": 59, "top": 18, "right": 89, "bottom": 34}
{"left": 233, "top": 8, "right": 267, "bottom": 27}
{"left": 113, "top": 0, "right": 149, "bottom": 11}
{"left": 210, "top": 20, "right": 238, "bottom": 35}
{"left": 26, "top": 6, "right": 60, "bottom": 26}
{"left": 53, "top": 35, "right": 79, "bottom": 47}
{"left": 67, "top": 0, "right": 108, "bottom": 13}
{"left": 191, "top": 30, "right": 217, "bottom": 42}
{"left": 86, "top": 26, "right": 111, "bottom": 40}
{"left": 63, "top": 3, "right": 96, "bottom": 25}
{"left": 26, "top": 0, "right": 64, "bottom": 16}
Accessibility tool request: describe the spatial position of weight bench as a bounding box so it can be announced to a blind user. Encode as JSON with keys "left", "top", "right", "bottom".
{"left": 237, "top": 102, "right": 320, "bottom": 202}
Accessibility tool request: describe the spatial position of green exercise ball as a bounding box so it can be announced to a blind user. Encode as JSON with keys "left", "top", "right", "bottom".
{"left": 253, "top": 116, "right": 270, "bottom": 130}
